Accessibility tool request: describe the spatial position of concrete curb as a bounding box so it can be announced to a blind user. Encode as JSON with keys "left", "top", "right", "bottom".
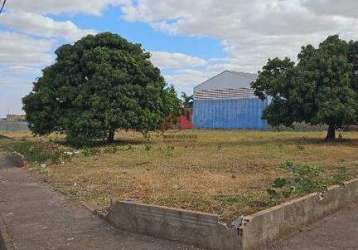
{"left": 240, "top": 178, "right": 358, "bottom": 250}
{"left": 105, "top": 178, "right": 358, "bottom": 250}
{"left": 105, "top": 201, "right": 241, "bottom": 250}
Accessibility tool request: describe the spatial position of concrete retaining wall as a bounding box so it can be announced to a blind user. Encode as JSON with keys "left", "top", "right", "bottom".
{"left": 105, "top": 178, "right": 358, "bottom": 250}
{"left": 240, "top": 178, "right": 358, "bottom": 250}
{"left": 106, "top": 201, "right": 241, "bottom": 250}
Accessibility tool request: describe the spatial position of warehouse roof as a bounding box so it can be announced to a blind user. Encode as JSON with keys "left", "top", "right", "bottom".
{"left": 194, "top": 70, "right": 257, "bottom": 91}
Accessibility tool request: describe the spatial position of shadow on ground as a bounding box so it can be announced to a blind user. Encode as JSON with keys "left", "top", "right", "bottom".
{"left": 201, "top": 137, "right": 358, "bottom": 148}
{"left": 55, "top": 138, "right": 145, "bottom": 149}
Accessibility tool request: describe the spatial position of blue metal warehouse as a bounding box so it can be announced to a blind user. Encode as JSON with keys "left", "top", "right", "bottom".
{"left": 193, "top": 70, "right": 268, "bottom": 129}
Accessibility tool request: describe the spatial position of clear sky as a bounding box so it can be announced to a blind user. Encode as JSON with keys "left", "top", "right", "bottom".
{"left": 1, "top": 0, "right": 358, "bottom": 117}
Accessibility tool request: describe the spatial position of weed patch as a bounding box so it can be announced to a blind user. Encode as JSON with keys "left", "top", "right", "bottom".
{"left": 267, "top": 161, "right": 352, "bottom": 203}
{"left": 5, "top": 141, "right": 70, "bottom": 164}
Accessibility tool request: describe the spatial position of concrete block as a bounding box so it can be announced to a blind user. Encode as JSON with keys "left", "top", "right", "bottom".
{"left": 106, "top": 201, "right": 241, "bottom": 250}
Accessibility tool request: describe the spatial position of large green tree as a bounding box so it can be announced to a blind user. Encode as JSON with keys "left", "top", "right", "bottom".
{"left": 23, "top": 32, "right": 180, "bottom": 144}
{"left": 252, "top": 35, "right": 358, "bottom": 141}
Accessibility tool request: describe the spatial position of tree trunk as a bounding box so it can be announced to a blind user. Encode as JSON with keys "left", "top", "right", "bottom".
{"left": 325, "top": 124, "right": 336, "bottom": 141}
{"left": 107, "top": 129, "right": 115, "bottom": 144}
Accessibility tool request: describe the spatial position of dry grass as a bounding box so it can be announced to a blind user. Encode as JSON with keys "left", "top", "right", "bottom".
{"left": 1, "top": 129, "right": 358, "bottom": 221}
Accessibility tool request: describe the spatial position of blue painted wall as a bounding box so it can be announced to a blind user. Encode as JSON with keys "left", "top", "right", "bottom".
{"left": 193, "top": 98, "right": 268, "bottom": 129}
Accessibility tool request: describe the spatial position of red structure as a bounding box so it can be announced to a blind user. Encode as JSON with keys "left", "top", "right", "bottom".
{"left": 161, "top": 108, "right": 193, "bottom": 130}
{"left": 177, "top": 108, "right": 192, "bottom": 129}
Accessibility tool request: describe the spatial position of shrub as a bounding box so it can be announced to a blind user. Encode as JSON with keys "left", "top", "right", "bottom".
{"left": 267, "top": 161, "right": 327, "bottom": 201}
{"left": 331, "top": 166, "right": 349, "bottom": 185}
{"left": 6, "top": 141, "right": 67, "bottom": 164}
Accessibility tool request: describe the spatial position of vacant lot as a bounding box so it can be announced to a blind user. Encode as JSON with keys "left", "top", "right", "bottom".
{"left": 1, "top": 130, "right": 358, "bottom": 221}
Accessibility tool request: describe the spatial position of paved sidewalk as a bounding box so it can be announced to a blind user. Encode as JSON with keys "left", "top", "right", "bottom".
{"left": 276, "top": 204, "right": 358, "bottom": 250}
{"left": 0, "top": 154, "right": 197, "bottom": 250}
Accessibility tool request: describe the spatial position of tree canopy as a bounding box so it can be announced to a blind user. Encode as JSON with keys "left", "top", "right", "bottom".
{"left": 181, "top": 92, "right": 193, "bottom": 109}
{"left": 23, "top": 32, "right": 180, "bottom": 144}
{"left": 252, "top": 35, "right": 358, "bottom": 141}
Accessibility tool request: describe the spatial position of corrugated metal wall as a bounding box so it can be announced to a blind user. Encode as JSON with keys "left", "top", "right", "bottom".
{"left": 193, "top": 98, "right": 268, "bottom": 129}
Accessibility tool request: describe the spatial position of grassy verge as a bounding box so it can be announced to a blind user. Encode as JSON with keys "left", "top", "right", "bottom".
{"left": 1, "top": 130, "right": 358, "bottom": 222}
